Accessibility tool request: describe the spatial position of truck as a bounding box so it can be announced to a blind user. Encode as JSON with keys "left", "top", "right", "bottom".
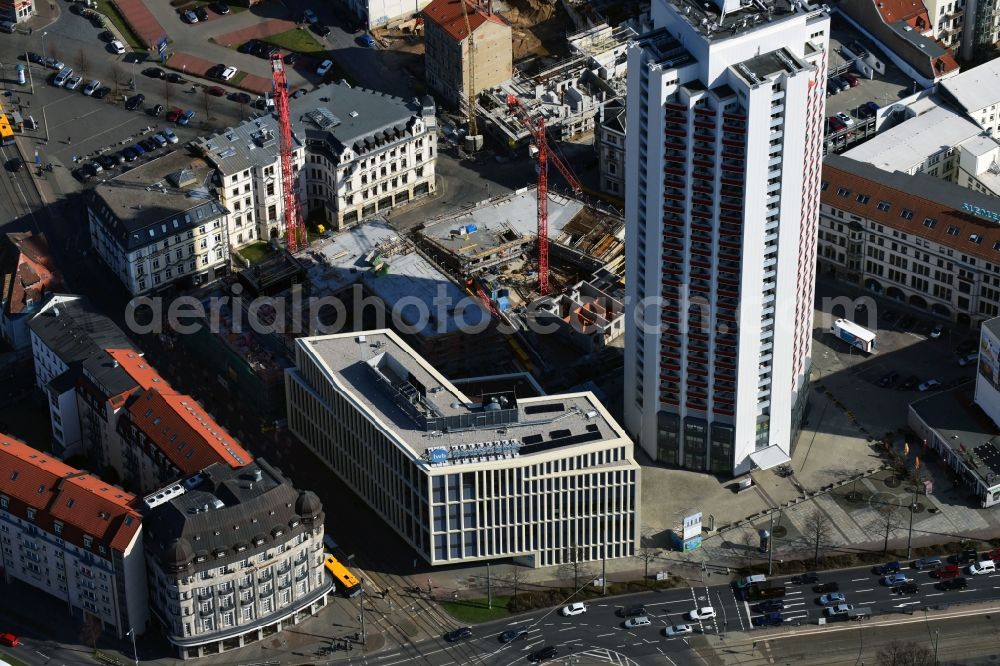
{"left": 745, "top": 581, "right": 786, "bottom": 601}
{"left": 831, "top": 318, "right": 877, "bottom": 353}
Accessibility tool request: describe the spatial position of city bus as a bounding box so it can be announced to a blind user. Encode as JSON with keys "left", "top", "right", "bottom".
{"left": 324, "top": 554, "right": 362, "bottom": 598}
{"left": 0, "top": 100, "right": 13, "bottom": 146}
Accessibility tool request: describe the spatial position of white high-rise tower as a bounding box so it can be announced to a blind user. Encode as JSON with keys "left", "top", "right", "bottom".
{"left": 623, "top": 0, "right": 830, "bottom": 475}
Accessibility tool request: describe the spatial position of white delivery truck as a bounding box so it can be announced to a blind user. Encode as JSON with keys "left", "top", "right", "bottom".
{"left": 831, "top": 318, "right": 877, "bottom": 353}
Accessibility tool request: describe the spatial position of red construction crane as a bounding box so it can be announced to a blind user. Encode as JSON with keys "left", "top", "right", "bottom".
{"left": 271, "top": 54, "right": 305, "bottom": 253}
{"left": 505, "top": 96, "right": 582, "bottom": 295}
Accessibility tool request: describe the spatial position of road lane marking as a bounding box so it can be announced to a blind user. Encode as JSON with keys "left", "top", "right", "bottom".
{"left": 854, "top": 588, "right": 874, "bottom": 592}
{"left": 595, "top": 632, "right": 614, "bottom": 637}
{"left": 926, "top": 593, "right": 944, "bottom": 596}
{"left": 852, "top": 578, "right": 868, "bottom": 581}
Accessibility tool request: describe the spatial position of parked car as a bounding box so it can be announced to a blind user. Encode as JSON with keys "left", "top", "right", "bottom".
{"left": 933, "top": 564, "right": 961, "bottom": 579}
{"left": 150, "top": 103, "right": 165, "bottom": 116}
{"left": 139, "top": 138, "right": 157, "bottom": 152}
{"left": 64, "top": 75, "right": 82, "bottom": 90}
{"left": 151, "top": 133, "right": 167, "bottom": 148}
{"left": 194, "top": 6, "right": 209, "bottom": 21}
{"left": 959, "top": 352, "right": 979, "bottom": 367}
{"left": 937, "top": 576, "right": 968, "bottom": 590}
{"left": 843, "top": 73, "right": 860, "bottom": 87}
{"left": 316, "top": 59, "right": 333, "bottom": 76}
{"left": 121, "top": 147, "right": 138, "bottom": 162}
{"left": 876, "top": 562, "right": 901, "bottom": 575}
{"left": 5, "top": 157, "right": 23, "bottom": 173}
{"left": 228, "top": 92, "right": 252, "bottom": 104}
{"left": 96, "top": 154, "right": 118, "bottom": 169}
{"left": 498, "top": 627, "right": 528, "bottom": 643}
{"left": 820, "top": 593, "right": 846, "bottom": 606}
{"left": 528, "top": 646, "right": 558, "bottom": 663}
{"left": 813, "top": 581, "right": 839, "bottom": 593}
{"left": 687, "top": 607, "right": 716, "bottom": 620}
{"left": 0, "top": 633, "right": 21, "bottom": 647}
{"left": 752, "top": 612, "right": 784, "bottom": 627}
{"left": 124, "top": 93, "right": 145, "bottom": 110}
{"left": 836, "top": 112, "right": 855, "bottom": 127}
{"left": 857, "top": 103, "right": 875, "bottom": 119}
{"left": 183, "top": 9, "right": 199, "bottom": 23}
{"left": 895, "top": 582, "right": 920, "bottom": 594}
{"left": 44, "top": 57, "right": 65, "bottom": 70}
{"left": 220, "top": 66, "right": 237, "bottom": 80}
{"left": 284, "top": 52, "right": 299, "bottom": 65}
{"left": 825, "top": 603, "right": 854, "bottom": 617}
{"left": 560, "top": 602, "right": 587, "bottom": 616}
{"left": 624, "top": 616, "right": 652, "bottom": 629}
{"left": 443, "top": 627, "right": 472, "bottom": 642}
{"left": 291, "top": 88, "right": 306, "bottom": 99}
{"left": 177, "top": 109, "right": 195, "bottom": 125}
{"left": 792, "top": 572, "right": 819, "bottom": 584}
{"left": 166, "top": 72, "right": 185, "bottom": 84}
{"left": 161, "top": 128, "right": 178, "bottom": 143}
{"left": 302, "top": 8, "right": 317, "bottom": 23}
{"left": 211, "top": 1, "right": 230, "bottom": 13}
{"left": 313, "top": 23, "right": 331, "bottom": 37}
{"left": 0, "top": 21, "right": 15, "bottom": 33}
{"left": 72, "top": 166, "right": 92, "bottom": 182}
{"left": 205, "top": 86, "right": 226, "bottom": 97}
{"left": 918, "top": 379, "right": 941, "bottom": 392}
{"left": 828, "top": 116, "right": 846, "bottom": 132}
{"left": 877, "top": 371, "right": 899, "bottom": 388}
{"left": 238, "top": 39, "right": 260, "bottom": 54}
{"left": 863, "top": 101, "right": 880, "bottom": 116}
{"left": 899, "top": 375, "right": 919, "bottom": 390}
{"left": 882, "top": 573, "right": 912, "bottom": 586}
{"left": 358, "top": 34, "right": 376, "bottom": 47}
{"left": 92, "top": 86, "right": 111, "bottom": 99}
{"left": 968, "top": 560, "right": 996, "bottom": 575}
{"left": 144, "top": 67, "right": 165, "bottom": 79}
{"left": 166, "top": 108, "right": 182, "bottom": 122}
{"left": 132, "top": 142, "right": 145, "bottom": 157}
{"left": 913, "top": 556, "right": 943, "bottom": 570}
{"left": 109, "top": 39, "right": 126, "bottom": 54}
{"left": 663, "top": 624, "right": 693, "bottom": 637}
{"left": 83, "top": 79, "right": 101, "bottom": 95}
{"left": 753, "top": 599, "right": 785, "bottom": 613}
{"left": 618, "top": 604, "right": 646, "bottom": 618}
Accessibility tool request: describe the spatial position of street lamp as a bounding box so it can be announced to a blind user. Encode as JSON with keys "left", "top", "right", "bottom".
{"left": 40, "top": 31, "right": 47, "bottom": 61}
{"left": 125, "top": 627, "right": 138, "bottom": 666}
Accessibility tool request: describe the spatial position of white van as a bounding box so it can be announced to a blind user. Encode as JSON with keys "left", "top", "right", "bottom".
{"left": 968, "top": 560, "right": 996, "bottom": 575}
{"left": 624, "top": 616, "right": 651, "bottom": 629}
{"left": 736, "top": 574, "right": 767, "bottom": 589}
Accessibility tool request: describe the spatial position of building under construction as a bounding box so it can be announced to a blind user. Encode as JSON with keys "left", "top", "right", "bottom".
{"left": 415, "top": 187, "right": 625, "bottom": 328}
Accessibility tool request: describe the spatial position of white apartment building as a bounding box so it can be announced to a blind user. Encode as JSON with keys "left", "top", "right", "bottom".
{"left": 345, "top": 0, "right": 429, "bottom": 29}
{"left": 819, "top": 154, "right": 1000, "bottom": 328}
{"left": 294, "top": 83, "right": 438, "bottom": 229}
{"left": 940, "top": 58, "right": 1000, "bottom": 137}
{"left": 191, "top": 116, "right": 306, "bottom": 247}
{"left": 27, "top": 295, "right": 137, "bottom": 459}
{"left": 88, "top": 154, "right": 232, "bottom": 296}
{"left": 624, "top": 0, "right": 830, "bottom": 475}
{"left": 142, "top": 460, "right": 331, "bottom": 659}
{"left": 285, "top": 330, "right": 639, "bottom": 568}
{"left": 922, "top": 0, "right": 965, "bottom": 46}
{"left": 0, "top": 434, "right": 148, "bottom": 638}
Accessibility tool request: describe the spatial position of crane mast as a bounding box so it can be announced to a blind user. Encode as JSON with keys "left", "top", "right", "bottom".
{"left": 459, "top": 0, "right": 478, "bottom": 143}
{"left": 271, "top": 54, "right": 305, "bottom": 253}
{"left": 505, "top": 96, "right": 582, "bottom": 295}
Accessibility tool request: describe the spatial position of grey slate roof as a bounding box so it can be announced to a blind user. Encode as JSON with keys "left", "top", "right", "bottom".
{"left": 89, "top": 152, "right": 227, "bottom": 253}
{"left": 599, "top": 98, "right": 625, "bottom": 134}
{"left": 27, "top": 295, "right": 140, "bottom": 398}
{"left": 290, "top": 81, "right": 434, "bottom": 157}
{"left": 143, "top": 459, "right": 324, "bottom": 571}
{"left": 191, "top": 114, "right": 300, "bottom": 176}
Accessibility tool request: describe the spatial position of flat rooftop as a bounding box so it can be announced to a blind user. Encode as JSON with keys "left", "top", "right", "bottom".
{"left": 662, "top": 0, "right": 823, "bottom": 42}
{"left": 299, "top": 330, "right": 628, "bottom": 463}
{"left": 304, "top": 221, "right": 488, "bottom": 336}
{"left": 912, "top": 386, "right": 1000, "bottom": 486}
{"left": 940, "top": 57, "right": 1000, "bottom": 113}
{"left": 422, "top": 189, "right": 584, "bottom": 257}
{"left": 842, "top": 104, "right": 983, "bottom": 172}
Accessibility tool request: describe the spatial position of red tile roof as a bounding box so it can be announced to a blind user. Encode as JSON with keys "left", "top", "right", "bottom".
{"left": 423, "top": 0, "right": 508, "bottom": 42}
{"left": 126, "top": 388, "right": 252, "bottom": 475}
{"left": 822, "top": 156, "right": 1000, "bottom": 265}
{"left": 106, "top": 348, "right": 174, "bottom": 393}
{"left": 0, "top": 434, "right": 141, "bottom": 553}
{"left": 1, "top": 232, "right": 64, "bottom": 316}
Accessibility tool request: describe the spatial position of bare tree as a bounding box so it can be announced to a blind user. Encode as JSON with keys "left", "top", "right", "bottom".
{"left": 876, "top": 640, "right": 935, "bottom": 666}
{"left": 558, "top": 545, "right": 594, "bottom": 590}
{"left": 868, "top": 503, "right": 904, "bottom": 555}
{"left": 202, "top": 88, "right": 212, "bottom": 118}
{"left": 802, "top": 510, "right": 834, "bottom": 567}
{"left": 740, "top": 530, "right": 757, "bottom": 571}
{"left": 111, "top": 63, "right": 124, "bottom": 96}
{"left": 504, "top": 566, "right": 524, "bottom": 601}
{"left": 163, "top": 76, "right": 171, "bottom": 108}
{"left": 79, "top": 612, "right": 103, "bottom": 650}
{"left": 636, "top": 545, "right": 659, "bottom": 587}
{"left": 76, "top": 47, "right": 89, "bottom": 79}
